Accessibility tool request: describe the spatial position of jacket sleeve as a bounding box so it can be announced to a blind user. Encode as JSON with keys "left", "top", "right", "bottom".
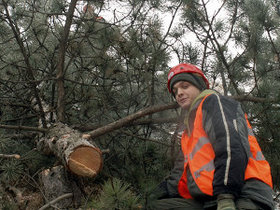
{"left": 202, "top": 94, "right": 250, "bottom": 197}
{"left": 150, "top": 150, "right": 184, "bottom": 199}
{"left": 166, "top": 149, "right": 184, "bottom": 197}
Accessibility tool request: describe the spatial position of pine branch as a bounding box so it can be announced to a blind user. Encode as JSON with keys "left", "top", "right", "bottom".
{"left": 0, "top": 96, "right": 277, "bottom": 136}
{"left": 231, "top": 95, "right": 278, "bottom": 103}
{"left": 84, "top": 94, "right": 278, "bottom": 139}
{"left": 0, "top": 154, "right": 21, "bottom": 159}
{"left": 2, "top": 0, "right": 47, "bottom": 128}
{"left": 75, "top": 117, "right": 178, "bottom": 132}
{"left": 85, "top": 102, "right": 177, "bottom": 139}
{"left": 0, "top": 124, "right": 47, "bottom": 133}
{"left": 130, "top": 117, "right": 178, "bottom": 126}
{"left": 56, "top": 0, "right": 78, "bottom": 123}
{"left": 39, "top": 193, "right": 73, "bottom": 210}
{"left": 121, "top": 130, "right": 172, "bottom": 147}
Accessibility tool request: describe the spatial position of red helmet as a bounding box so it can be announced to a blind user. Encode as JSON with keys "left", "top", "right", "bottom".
{"left": 167, "top": 63, "right": 209, "bottom": 92}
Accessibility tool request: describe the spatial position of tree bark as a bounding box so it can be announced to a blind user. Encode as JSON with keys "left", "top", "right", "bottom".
{"left": 40, "top": 165, "right": 79, "bottom": 209}
{"left": 56, "top": 0, "right": 78, "bottom": 122}
{"left": 37, "top": 123, "right": 102, "bottom": 177}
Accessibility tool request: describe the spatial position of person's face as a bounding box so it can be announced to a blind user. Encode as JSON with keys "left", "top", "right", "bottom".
{"left": 172, "top": 81, "right": 201, "bottom": 110}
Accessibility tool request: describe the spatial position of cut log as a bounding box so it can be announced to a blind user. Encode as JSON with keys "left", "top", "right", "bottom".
{"left": 37, "top": 123, "right": 102, "bottom": 177}
{"left": 68, "top": 146, "right": 102, "bottom": 177}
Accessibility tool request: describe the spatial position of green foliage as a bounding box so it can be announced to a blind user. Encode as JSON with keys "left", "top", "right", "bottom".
{"left": 0, "top": 133, "right": 55, "bottom": 185}
{"left": 51, "top": 0, "right": 67, "bottom": 13}
{"left": 93, "top": 128, "right": 176, "bottom": 209}
{"left": 242, "top": 0, "right": 277, "bottom": 30}
{"left": 22, "top": 148, "right": 56, "bottom": 175}
{"left": 88, "top": 178, "right": 141, "bottom": 210}
{"left": 0, "top": 0, "right": 280, "bottom": 207}
{"left": 0, "top": 159, "right": 24, "bottom": 185}
{"left": 0, "top": 137, "right": 25, "bottom": 185}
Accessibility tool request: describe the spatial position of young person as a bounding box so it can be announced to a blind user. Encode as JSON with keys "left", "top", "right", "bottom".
{"left": 149, "top": 63, "right": 274, "bottom": 210}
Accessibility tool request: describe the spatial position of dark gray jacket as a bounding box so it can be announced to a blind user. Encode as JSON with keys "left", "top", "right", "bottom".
{"left": 156, "top": 90, "right": 274, "bottom": 209}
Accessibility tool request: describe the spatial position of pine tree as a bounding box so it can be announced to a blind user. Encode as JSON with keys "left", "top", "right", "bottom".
{"left": 0, "top": 0, "right": 279, "bottom": 208}
{"left": 175, "top": 0, "right": 280, "bottom": 189}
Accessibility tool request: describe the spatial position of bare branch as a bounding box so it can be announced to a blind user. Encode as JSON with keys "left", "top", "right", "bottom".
{"left": 121, "top": 130, "right": 172, "bottom": 147}
{"left": 86, "top": 102, "right": 178, "bottom": 139}
{"left": 231, "top": 95, "right": 278, "bottom": 103}
{"left": 56, "top": 0, "right": 78, "bottom": 122}
{"left": 0, "top": 124, "right": 47, "bottom": 133}
{"left": 0, "top": 154, "right": 21, "bottom": 159}
{"left": 85, "top": 94, "right": 278, "bottom": 138}
{"left": 2, "top": 0, "right": 47, "bottom": 128}
{"left": 39, "top": 193, "right": 73, "bottom": 210}
{"left": 0, "top": 95, "right": 277, "bottom": 135}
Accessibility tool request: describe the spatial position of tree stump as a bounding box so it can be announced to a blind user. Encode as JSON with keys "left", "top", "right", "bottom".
{"left": 37, "top": 122, "right": 102, "bottom": 177}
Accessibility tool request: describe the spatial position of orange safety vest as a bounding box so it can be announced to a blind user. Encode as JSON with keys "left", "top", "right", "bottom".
{"left": 178, "top": 94, "right": 273, "bottom": 199}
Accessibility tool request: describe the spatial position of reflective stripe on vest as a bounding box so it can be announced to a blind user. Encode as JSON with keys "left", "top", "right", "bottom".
{"left": 244, "top": 114, "right": 273, "bottom": 187}
{"left": 178, "top": 94, "right": 273, "bottom": 199}
{"left": 178, "top": 95, "right": 214, "bottom": 198}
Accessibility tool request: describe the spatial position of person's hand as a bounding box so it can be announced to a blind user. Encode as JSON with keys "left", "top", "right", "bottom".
{"left": 217, "top": 194, "right": 236, "bottom": 210}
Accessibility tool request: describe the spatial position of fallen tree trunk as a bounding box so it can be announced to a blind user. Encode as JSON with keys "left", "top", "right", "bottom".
{"left": 37, "top": 122, "right": 102, "bottom": 177}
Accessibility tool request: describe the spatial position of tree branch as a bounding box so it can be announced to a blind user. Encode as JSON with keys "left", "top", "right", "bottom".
{"left": 39, "top": 193, "right": 73, "bottom": 210}
{"left": 2, "top": 0, "right": 47, "bottom": 128}
{"left": 0, "top": 154, "right": 21, "bottom": 159}
{"left": 56, "top": 0, "right": 78, "bottom": 123}
{"left": 85, "top": 102, "right": 178, "bottom": 139}
{"left": 231, "top": 95, "right": 278, "bottom": 103}
{"left": 84, "top": 94, "right": 279, "bottom": 139}
{"left": 0, "top": 124, "right": 47, "bottom": 133}
{"left": 0, "top": 95, "right": 277, "bottom": 135}
{"left": 121, "top": 130, "right": 172, "bottom": 147}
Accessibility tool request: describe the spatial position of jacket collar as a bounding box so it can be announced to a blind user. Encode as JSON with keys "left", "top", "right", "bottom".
{"left": 184, "top": 89, "right": 217, "bottom": 134}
